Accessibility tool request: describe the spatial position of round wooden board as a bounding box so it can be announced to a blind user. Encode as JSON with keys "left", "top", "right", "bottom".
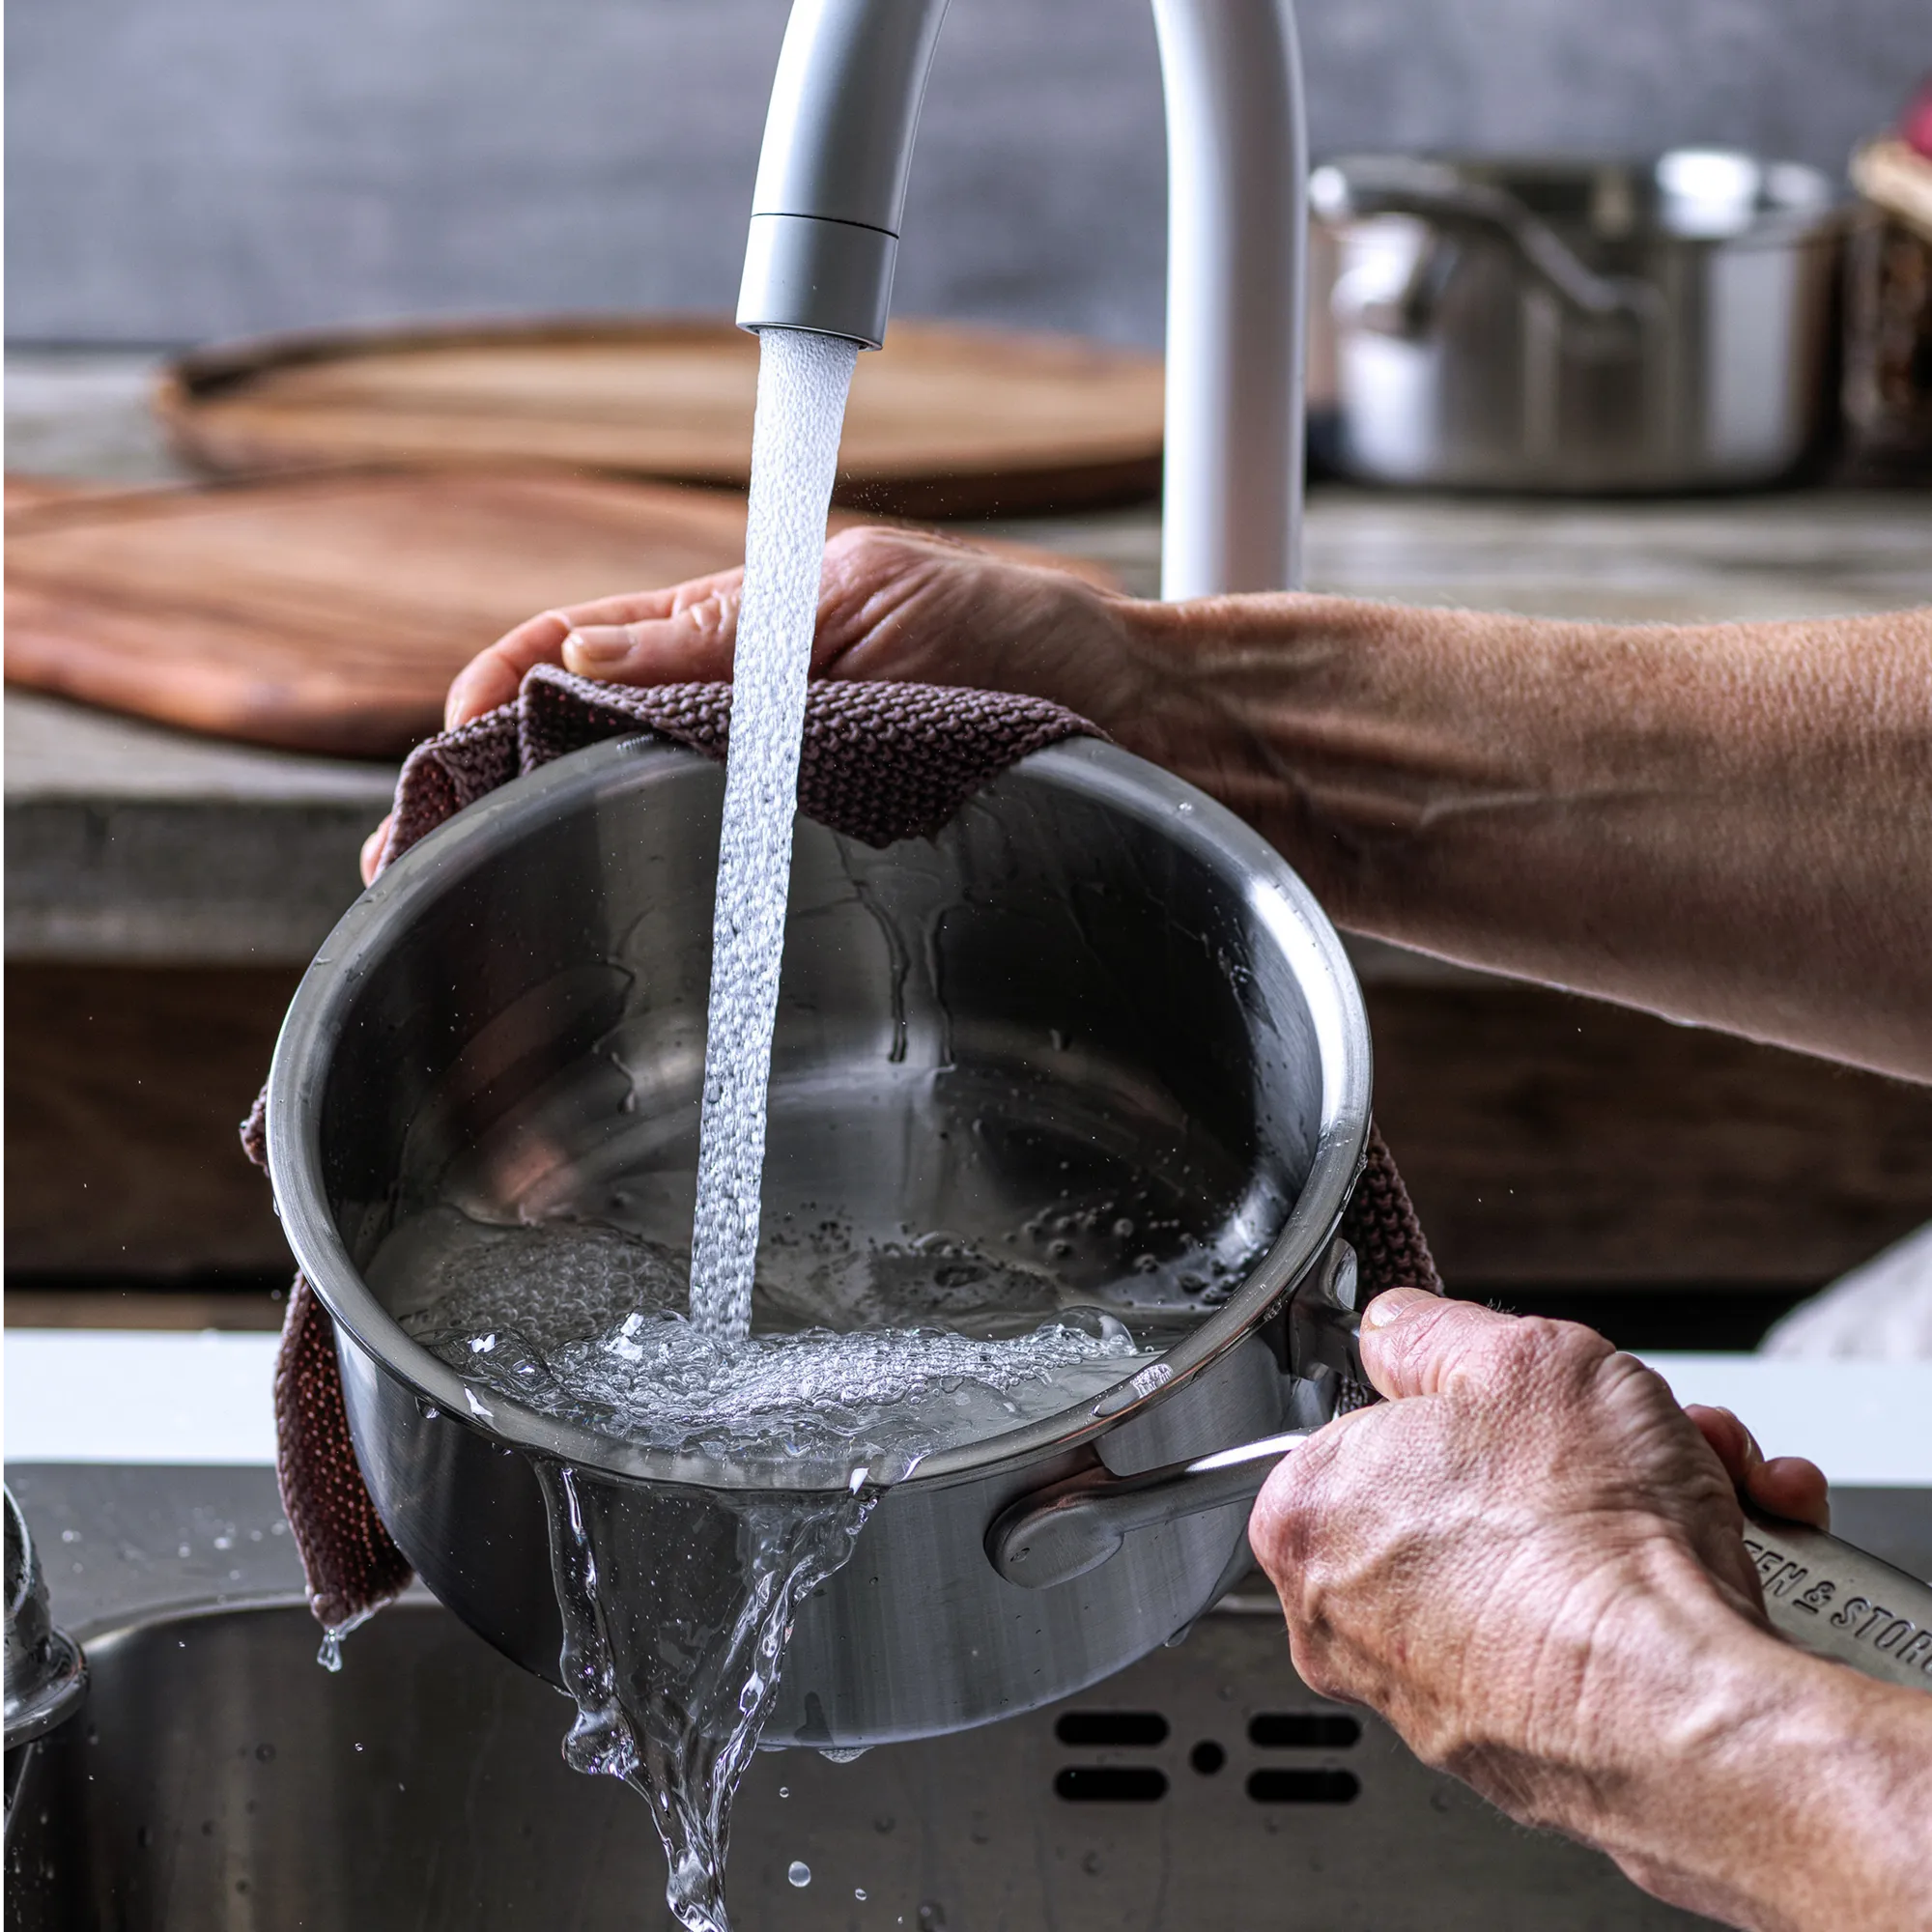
{"left": 4, "top": 468, "right": 1113, "bottom": 760}
{"left": 156, "top": 317, "right": 1165, "bottom": 520}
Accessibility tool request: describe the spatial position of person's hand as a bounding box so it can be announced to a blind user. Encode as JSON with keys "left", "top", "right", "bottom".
{"left": 364, "top": 527, "right": 1233, "bottom": 883}
{"left": 1248, "top": 1290, "right": 1836, "bottom": 1920}
{"left": 444, "top": 526, "right": 1168, "bottom": 729}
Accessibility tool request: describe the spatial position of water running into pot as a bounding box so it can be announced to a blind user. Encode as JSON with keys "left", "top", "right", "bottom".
{"left": 688, "top": 325, "right": 860, "bottom": 1345}
{"left": 578, "top": 324, "right": 862, "bottom": 1926}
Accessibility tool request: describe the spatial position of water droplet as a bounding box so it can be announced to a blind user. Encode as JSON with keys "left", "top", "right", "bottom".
{"left": 855, "top": 1888, "right": 868, "bottom": 1902}
{"left": 787, "top": 1861, "right": 811, "bottom": 1889}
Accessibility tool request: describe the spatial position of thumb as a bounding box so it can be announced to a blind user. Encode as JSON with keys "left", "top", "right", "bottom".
{"left": 1357, "top": 1289, "right": 1523, "bottom": 1401}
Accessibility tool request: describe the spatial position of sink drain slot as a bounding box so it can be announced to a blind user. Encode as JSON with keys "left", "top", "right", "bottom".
{"left": 1246, "top": 1768, "right": 1360, "bottom": 1804}
{"left": 1247, "top": 1712, "right": 1361, "bottom": 1749}
{"left": 1053, "top": 1711, "right": 1170, "bottom": 1748}
{"left": 1053, "top": 1766, "right": 1170, "bottom": 1803}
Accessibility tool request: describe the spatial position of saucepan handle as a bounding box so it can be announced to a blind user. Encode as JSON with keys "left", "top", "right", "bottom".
{"left": 988, "top": 1434, "right": 1932, "bottom": 1696}
{"left": 986, "top": 1429, "right": 1311, "bottom": 1589}
{"left": 990, "top": 1238, "right": 1372, "bottom": 1590}
{"left": 1739, "top": 1506, "right": 1932, "bottom": 1692}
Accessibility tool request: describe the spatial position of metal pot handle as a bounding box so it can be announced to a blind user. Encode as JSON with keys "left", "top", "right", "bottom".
{"left": 1311, "top": 156, "right": 1658, "bottom": 326}
{"left": 1735, "top": 1506, "right": 1932, "bottom": 1690}
{"left": 988, "top": 1413, "right": 1932, "bottom": 1695}
{"left": 987, "top": 1428, "right": 1310, "bottom": 1588}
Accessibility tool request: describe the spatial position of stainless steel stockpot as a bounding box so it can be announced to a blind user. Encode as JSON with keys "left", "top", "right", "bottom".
{"left": 1306, "top": 150, "right": 1844, "bottom": 492}
{"left": 267, "top": 734, "right": 1372, "bottom": 1746}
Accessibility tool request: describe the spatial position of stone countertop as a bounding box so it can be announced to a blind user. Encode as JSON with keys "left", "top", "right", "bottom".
{"left": 8, "top": 350, "right": 1930, "bottom": 968}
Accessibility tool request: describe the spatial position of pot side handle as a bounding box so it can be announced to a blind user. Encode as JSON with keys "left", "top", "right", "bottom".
{"left": 986, "top": 1430, "right": 1311, "bottom": 1590}
{"left": 1312, "top": 156, "right": 1659, "bottom": 327}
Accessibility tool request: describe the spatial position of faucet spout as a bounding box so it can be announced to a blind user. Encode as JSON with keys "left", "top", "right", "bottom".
{"left": 738, "top": 0, "right": 1306, "bottom": 595}
{"left": 736, "top": 0, "right": 951, "bottom": 351}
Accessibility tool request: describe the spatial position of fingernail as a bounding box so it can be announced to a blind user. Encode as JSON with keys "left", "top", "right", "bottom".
{"left": 563, "top": 627, "right": 635, "bottom": 668}
{"left": 442, "top": 671, "right": 476, "bottom": 730}
{"left": 1362, "top": 1286, "right": 1435, "bottom": 1329}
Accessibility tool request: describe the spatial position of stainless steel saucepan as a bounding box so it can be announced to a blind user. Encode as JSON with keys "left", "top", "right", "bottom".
{"left": 268, "top": 733, "right": 1377, "bottom": 1747}
{"left": 1306, "top": 149, "right": 1844, "bottom": 492}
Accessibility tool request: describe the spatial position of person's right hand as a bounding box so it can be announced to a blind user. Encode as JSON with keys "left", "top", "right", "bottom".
{"left": 1247, "top": 1293, "right": 1932, "bottom": 1932}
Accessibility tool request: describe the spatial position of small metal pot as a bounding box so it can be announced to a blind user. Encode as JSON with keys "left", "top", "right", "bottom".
{"left": 267, "top": 735, "right": 1373, "bottom": 1747}
{"left": 1306, "top": 150, "right": 1844, "bottom": 492}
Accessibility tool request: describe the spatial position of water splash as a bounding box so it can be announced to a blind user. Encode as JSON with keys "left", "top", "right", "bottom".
{"left": 688, "top": 327, "right": 862, "bottom": 1340}
{"left": 535, "top": 1462, "right": 870, "bottom": 1932}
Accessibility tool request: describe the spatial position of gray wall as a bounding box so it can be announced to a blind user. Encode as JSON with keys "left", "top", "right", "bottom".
{"left": 8, "top": 0, "right": 1926, "bottom": 347}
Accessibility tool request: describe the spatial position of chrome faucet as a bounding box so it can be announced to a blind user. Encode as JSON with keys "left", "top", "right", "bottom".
{"left": 736, "top": 0, "right": 1307, "bottom": 599}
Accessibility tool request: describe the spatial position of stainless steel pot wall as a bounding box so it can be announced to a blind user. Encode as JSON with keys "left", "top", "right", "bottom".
{"left": 267, "top": 735, "right": 1372, "bottom": 1747}
{"left": 1306, "top": 150, "right": 1843, "bottom": 492}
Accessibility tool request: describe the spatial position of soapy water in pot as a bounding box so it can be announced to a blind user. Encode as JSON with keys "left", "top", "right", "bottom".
{"left": 369, "top": 327, "right": 1198, "bottom": 1932}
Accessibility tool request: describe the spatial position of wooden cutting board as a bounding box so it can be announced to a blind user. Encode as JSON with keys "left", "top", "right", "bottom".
{"left": 5, "top": 468, "right": 1110, "bottom": 759}
{"left": 156, "top": 317, "right": 1165, "bottom": 519}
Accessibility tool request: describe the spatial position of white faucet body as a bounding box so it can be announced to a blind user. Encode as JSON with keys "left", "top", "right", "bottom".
{"left": 737, "top": 0, "right": 1306, "bottom": 598}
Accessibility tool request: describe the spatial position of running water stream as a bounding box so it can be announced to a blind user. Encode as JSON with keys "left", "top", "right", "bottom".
{"left": 577, "top": 323, "right": 867, "bottom": 1928}
{"left": 688, "top": 326, "right": 861, "bottom": 1343}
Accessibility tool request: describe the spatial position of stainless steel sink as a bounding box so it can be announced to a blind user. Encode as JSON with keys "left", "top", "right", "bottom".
{"left": 5, "top": 1591, "right": 1709, "bottom": 1930}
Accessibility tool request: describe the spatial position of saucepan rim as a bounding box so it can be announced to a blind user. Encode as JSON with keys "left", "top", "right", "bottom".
{"left": 266, "top": 732, "right": 1372, "bottom": 1492}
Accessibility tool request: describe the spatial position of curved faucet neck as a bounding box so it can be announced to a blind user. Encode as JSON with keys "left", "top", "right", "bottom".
{"left": 737, "top": 0, "right": 1307, "bottom": 597}
{"left": 1152, "top": 0, "right": 1306, "bottom": 597}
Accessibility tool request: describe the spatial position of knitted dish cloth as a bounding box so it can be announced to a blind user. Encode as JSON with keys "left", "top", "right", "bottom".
{"left": 242, "top": 664, "right": 1440, "bottom": 1636}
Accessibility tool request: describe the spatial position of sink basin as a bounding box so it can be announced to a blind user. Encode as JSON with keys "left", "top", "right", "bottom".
{"left": 5, "top": 1593, "right": 1708, "bottom": 1930}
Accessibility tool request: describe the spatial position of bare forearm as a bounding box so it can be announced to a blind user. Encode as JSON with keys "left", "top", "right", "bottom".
{"left": 1550, "top": 1602, "right": 1932, "bottom": 1931}
{"left": 467, "top": 530, "right": 1929, "bottom": 1075}
{"left": 1121, "top": 598, "right": 1932, "bottom": 1079}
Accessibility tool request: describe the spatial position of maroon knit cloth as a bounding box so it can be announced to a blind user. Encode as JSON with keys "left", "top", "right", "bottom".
{"left": 243, "top": 667, "right": 1438, "bottom": 1634}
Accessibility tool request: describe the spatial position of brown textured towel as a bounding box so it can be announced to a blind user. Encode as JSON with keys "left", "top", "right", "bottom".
{"left": 244, "top": 666, "right": 1439, "bottom": 1636}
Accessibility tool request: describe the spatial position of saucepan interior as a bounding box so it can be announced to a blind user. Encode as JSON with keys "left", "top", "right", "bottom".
{"left": 270, "top": 732, "right": 1369, "bottom": 1492}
